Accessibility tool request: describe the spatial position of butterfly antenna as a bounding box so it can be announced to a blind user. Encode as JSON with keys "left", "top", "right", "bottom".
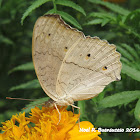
{"left": 6, "top": 97, "right": 43, "bottom": 110}
{"left": 6, "top": 97, "right": 36, "bottom": 101}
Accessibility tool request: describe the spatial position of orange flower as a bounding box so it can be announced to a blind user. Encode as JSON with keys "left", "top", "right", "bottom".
{"left": 0, "top": 106, "right": 102, "bottom": 140}
{"left": 66, "top": 121, "right": 102, "bottom": 140}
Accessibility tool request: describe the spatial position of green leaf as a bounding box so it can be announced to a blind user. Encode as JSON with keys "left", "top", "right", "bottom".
{"left": 21, "top": 97, "right": 50, "bottom": 113}
{"left": 88, "top": 0, "right": 130, "bottom": 16}
{"left": 56, "top": 0, "right": 86, "bottom": 16}
{"left": 134, "top": 98, "right": 140, "bottom": 122}
{"left": 88, "top": 12, "right": 116, "bottom": 20}
{"left": 8, "top": 62, "right": 34, "bottom": 74}
{"left": 21, "top": 0, "right": 51, "bottom": 25}
{"left": 87, "top": 12, "right": 115, "bottom": 26}
{"left": 84, "top": 19, "right": 103, "bottom": 25}
{"left": 98, "top": 90, "right": 140, "bottom": 109}
{"left": 56, "top": 11, "right": 82, "bottom": 29}
{"left": 0, "top": 0, "right": 2, "bottom": 7}
{"left": 101, "top": 18, "right": 110, "bottom": 26}
{"left": 117, "top": 46, "right": 134, "bottom": 61}
{"left": 95, "top": 112, "right": 122, "bottom": 127}
{"left": 46, "top": 9, "right": 55, "bottom": 14}
{"left": 0, "top": 35, "right": 14, "bottom": 45}
{"left": 120, "top": 57, "right": 130, "bottom": 65}
{"left": 120, "top": 43, "right": 139, "bottom": 60}
{"left": 125, "top": 9, "right": 140, "bottom": 26}
{"left": 9, "top": 79, "right": 40, "bottom": 92}
{"left": 122, "top": 63, "right": 140, "bottom": 82}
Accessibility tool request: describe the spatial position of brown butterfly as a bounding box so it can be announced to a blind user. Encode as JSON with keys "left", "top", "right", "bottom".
{"left": 21, "top": 14, "right": 122, "bottom": 124}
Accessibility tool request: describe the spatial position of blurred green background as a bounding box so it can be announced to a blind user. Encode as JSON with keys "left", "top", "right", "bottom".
{"left": 0, "top": 0, "right": 140, "bottom": 139}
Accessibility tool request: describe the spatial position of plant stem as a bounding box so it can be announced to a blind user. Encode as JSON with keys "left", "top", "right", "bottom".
{"left": 53, "top": 0, "right": 57, "bottom": 13}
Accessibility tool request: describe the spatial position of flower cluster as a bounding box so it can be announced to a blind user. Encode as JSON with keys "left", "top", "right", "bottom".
{"left": 0, "top": 106, "right": 101, "bottom": 140}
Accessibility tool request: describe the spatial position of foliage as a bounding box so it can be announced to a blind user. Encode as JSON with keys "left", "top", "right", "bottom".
{"left": 0, "top": 0, "right": 140, "bottom": 139}
{"left": 21, "top": 0, "right": 85, "bottom": 29}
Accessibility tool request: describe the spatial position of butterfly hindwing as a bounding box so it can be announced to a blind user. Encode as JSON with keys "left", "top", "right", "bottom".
{"left": 56, "top": 37, "right": 121, "bottom": 101}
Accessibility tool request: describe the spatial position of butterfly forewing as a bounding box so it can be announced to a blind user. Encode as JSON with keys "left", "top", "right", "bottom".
{"left": 32, "top": 15, "right": 84, "bottom": 100}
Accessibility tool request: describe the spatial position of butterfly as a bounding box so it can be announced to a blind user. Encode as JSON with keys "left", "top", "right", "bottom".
{"left": 32, "top": 14, "right": 122, "bottom": 121}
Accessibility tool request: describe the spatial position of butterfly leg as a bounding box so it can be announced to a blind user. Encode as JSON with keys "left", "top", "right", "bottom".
{"left": 72, "top": 106, "right": 74, "bottom": 116}
{"left": 70, "top": 104, "right": 81, "bottom": 129}
{"left": 54, "top": 103, "right": 61, "bottom": 125}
